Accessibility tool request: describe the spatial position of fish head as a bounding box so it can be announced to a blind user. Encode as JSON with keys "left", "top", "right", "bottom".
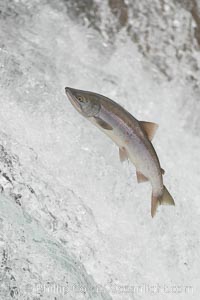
{"left": 65, "top": 87, "right": 101, "bottom": 117}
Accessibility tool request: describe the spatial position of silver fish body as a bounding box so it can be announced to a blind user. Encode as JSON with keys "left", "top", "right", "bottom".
{"left": 65, "top": 87, "right": 175, "bottom": 217}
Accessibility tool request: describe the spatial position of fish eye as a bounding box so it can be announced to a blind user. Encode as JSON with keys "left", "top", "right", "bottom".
{"left": 77, "top": 96, "right": 84, "bottom": 102}
{"left": 77, "top": 96, "right": 88, "bottom": 103}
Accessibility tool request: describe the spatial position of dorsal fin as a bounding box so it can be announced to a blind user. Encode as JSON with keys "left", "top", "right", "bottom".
{"left": 140, "top": 121, "right": 158, "bottom": 141}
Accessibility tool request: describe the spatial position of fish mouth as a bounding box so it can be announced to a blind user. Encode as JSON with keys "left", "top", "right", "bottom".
{"left": 65, "top": 87, "right": 82, "bottom": 113}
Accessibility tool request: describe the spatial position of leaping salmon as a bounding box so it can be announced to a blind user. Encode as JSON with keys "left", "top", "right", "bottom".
{"left": 65, "top": 87, "right": 175, "bottom": 217}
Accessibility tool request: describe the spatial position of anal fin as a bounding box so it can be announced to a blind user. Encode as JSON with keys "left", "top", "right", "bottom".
{"left": 136, "top": 171, "right": 148, "bottom": 183}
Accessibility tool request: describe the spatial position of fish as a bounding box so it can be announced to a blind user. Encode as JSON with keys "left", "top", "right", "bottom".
{"left": 65, "top": 87, "right": 175, "bottom": 217}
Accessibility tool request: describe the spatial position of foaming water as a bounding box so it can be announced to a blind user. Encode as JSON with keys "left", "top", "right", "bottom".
{"left": 0, "top": 1, "right": 199, "bottom": 299}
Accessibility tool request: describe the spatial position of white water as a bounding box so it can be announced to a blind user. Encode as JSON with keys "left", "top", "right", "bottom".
{"left": 0, "top": 1, "right": 200, "bottom": 299}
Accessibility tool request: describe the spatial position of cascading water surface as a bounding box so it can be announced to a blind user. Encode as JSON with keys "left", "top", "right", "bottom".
{"left": 0, "top": 1, "right": 200, "bottom": 299}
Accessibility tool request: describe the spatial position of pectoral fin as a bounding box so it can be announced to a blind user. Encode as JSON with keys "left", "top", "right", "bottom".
{"left": 140, "top": 121, "right": 158, "bottom": 141}
{"left": 119, "top": 147, "right": 128, "bottom": 163}
{"left": 136, "top": 171, "right": 149, "bottom": 183}
{"left": 94, "top": 117, "right": 113, "bottom": 130}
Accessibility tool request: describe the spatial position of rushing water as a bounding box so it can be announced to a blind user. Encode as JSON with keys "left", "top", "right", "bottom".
{"left": 0, "top": 1, "right": 200, "bottom": 299}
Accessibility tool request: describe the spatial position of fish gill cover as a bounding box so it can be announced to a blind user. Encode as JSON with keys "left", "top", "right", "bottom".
{"left": 0, "top": 0, "right": 200, "bottom": 299}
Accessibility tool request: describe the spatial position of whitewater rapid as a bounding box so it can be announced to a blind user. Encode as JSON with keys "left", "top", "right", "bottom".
{"left": 0, "top": 1, "right": 200, "bottom": 299}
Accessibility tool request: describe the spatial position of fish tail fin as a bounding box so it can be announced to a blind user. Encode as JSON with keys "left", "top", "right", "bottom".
{"left": 151, "top": 194, "right": 160, "bottom": 218}
{"left": 151, "top": 186, "right": 175, "bottom": 218}
{"left": 160, "top": 186, "right": 175, "bottom": 206}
